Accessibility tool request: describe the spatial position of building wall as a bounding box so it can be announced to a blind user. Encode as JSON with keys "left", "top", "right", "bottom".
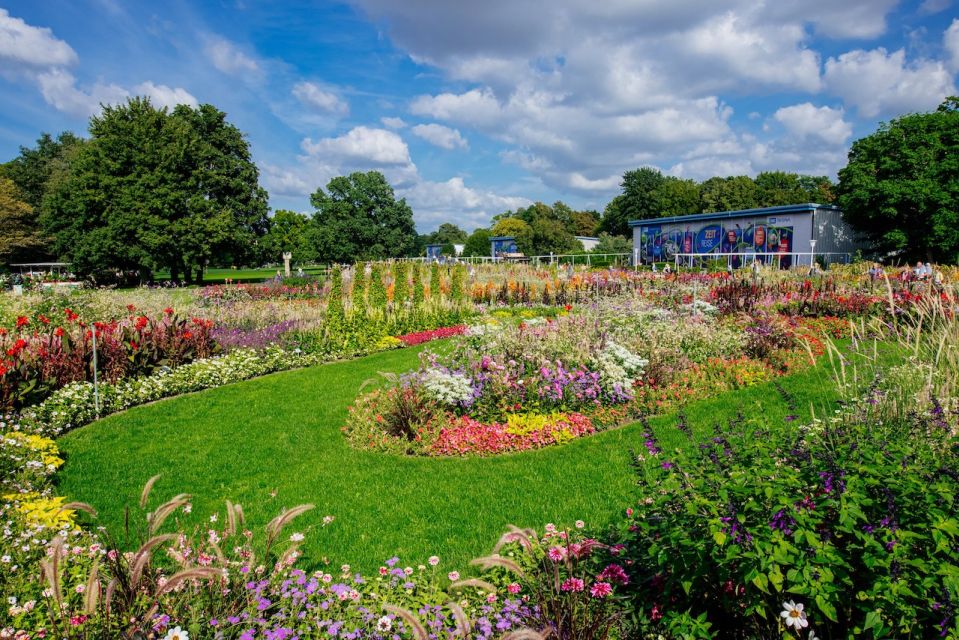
{"left": 633, "top": 212, "right": 813, "bottom": 264}
{"left": 575, "top": 236, "right": 600, "bottom": 251}
{"left": 811, "top": 207, "right": 863, "bottom": 256}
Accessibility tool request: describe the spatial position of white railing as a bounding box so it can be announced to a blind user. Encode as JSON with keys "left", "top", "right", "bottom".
{"left": 667, "top": 252, "right": 851, "bottom": 270}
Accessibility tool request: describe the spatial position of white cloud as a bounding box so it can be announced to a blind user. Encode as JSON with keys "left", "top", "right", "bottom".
{"left": 292, "top": 81, "right": 348, "bottom": 115}
{"left": 919, "top": 0, "right": 951, "bottom": 15}
{"left": 411, "top": 88, "right": 503, "bottom": 127}
{"left": 301, "top": 126, "right": 412, "bottom": 166}
{"left": 945, "top": 19, "right": 959, "bottom": 72}
{"left": 773, "top": 103, "right": 852, "bottom": 145}
{"left": 261, "top": 163, "right": 315, "bottom": 198}
{"left": 381, "top": 116, "right": 407, "bottom": 129}
{"left": 401, "top": 177, "right": 531, "bottom": 229}
{"left": 35, "top": 69, "right": 128, "bottom": 118}
{"left": 204, "top": 35, "right": 260, "bottom": 77}
{"left": 566, "top": 173, "right": 621, "bottom": 191}
{"left": 134, "top": 82, "right": 198, "bottom": 110}
{"left": 410, "top": 123, "right": 468, "bottom": 149}
{"left": 0, "top": 8, "right": 77, "bottom": 70}
{"left": 823, "top": 47, "right": 955, "bottom": 117}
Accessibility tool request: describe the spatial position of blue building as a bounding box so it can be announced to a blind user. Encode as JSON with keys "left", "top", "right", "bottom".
{"left": 490, "top": 235, "right": 518, "bottom": 257}
{"left": 630, "top": 203, "right": 862, "bottom": 268}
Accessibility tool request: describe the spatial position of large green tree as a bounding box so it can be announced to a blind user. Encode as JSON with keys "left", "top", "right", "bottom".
{"left": 462, "top": 228, "right": 492, "bottom": 257}
{"left": 490, "top": 217, "right": 534, "bottom": 254}
{"left": 837, "top": 97, "right": 959, "bottom": 263}
{"left": 700, "top": 176, "right": 760, "bottom": 212}
{"left": 0, "top": 177, "right": 47, "bottom": 266}
{"left": 42, "top": 98, "right": 268, "bottom": 282}
{"left": 1, "top": 131, "right": 83, "bottom": 262}
{"left": 654, "top": 177, "right": 702, "bottom": 217}
{"left": 309, "top": 171, "right": 418, "bottom": 262}
{"left": 261, "top": 209, "right": 317, "bottom": 263}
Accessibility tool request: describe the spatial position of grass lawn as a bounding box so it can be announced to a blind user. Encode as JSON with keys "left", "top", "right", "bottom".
{"left": 55, "top": 341, "right": 877, "bottom": 572}
{"left": 152, "top": 265, "right": 329, "bottom": 285}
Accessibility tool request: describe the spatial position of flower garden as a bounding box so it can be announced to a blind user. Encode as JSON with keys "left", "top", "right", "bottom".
{"left": 1, "top": 262, "right": 957, "bottom": 639}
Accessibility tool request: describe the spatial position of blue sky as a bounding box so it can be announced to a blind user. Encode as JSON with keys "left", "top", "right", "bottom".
{"left": 1, "top": 0, "right": 958, "bottom": 232}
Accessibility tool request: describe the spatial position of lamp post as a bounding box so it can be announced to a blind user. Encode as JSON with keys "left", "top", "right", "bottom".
{"left": 810, "top": 240, "right": 817, "bottom": 270}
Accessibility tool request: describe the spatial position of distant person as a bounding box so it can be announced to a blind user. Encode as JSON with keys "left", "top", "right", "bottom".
{"left": 662, "top": 263, "right": 672, "bottom": 274}
{"left": 651, "top": 263, "right": 658, "bottom": 273}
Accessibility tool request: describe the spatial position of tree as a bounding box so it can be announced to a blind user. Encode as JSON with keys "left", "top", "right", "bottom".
{"left": 798, "top": 175, "right": 836, "bottom": 204}
{"left": 754, "top": 171, "right": 808, "bottom": 207}
{"left": 599, "top": 195, "right": 629, "bottom": 237}
{"left": 42, "top": 98, "right": 269, "bottom": 282}
{"left": 261, "top": 210, "right": 316, "bottom": 263}
{"left": 569, "top": 210, "right": 600, "bottom": 236}
{"left": 654, "top": 177, "right": 702, "bottom": 217}
{"left": 1, "top": 131, "right": 83, "bottom": 262}
{"left": 0, "top": 178, "right": 47, "bottom": 266}
{"left": 599, "top": 167, "right": 666, "bottom": 236}
{"left": 462, "top": 228, "right": 492, "bottom": 257}
{"left": 309, "top": 171, "right": 417, "bottom": 263}
{"left": 529, "top": 216, "right": 579, "bottom": 255}
{"left": 701, "top": 176, "right": 760, "bottom": 212}
{"left": 592, "top": 232, "right": 632, "bottom": 254}
{"left": 490, "top": 218, "right": 533, "bottom": 254}
{"left": 837, "top": 97, "right": 959, "bottom": 263}
{"left": 429, "top": 223, "right": 468, "bottom": 245}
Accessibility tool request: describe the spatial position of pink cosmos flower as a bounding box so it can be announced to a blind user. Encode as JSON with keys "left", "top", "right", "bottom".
{"left": 547, "top": 546, "right": 566, "bottom": 562}
{"left": 590, "top": 581, "right": 613, "bottom": 598}
{"left": 560, "top": 578, "right": 585, "bottom": 592}
{"left": 448, "top": 571, "right": 460, "bottom": 581}
{"left": 507, "top": 582, "right": 522, "bottom": 594}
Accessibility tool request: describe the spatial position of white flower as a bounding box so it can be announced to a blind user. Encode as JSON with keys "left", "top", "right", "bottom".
{"left": 781, "top": 601, "right": 808, "bottom": 629}
{"left": 322, "top": 515, "right": 334, "bottom": 526}
{"left": 377, "top": 615, "right": 393, "bottom": 632}
{"left": 164, "top": 627, "right": 189, "bottom": 640}
{"left": 428, "top": 555, "right": 440, "bottom": 566}
{"left": 289, "top": 532, "right": 304, "bottom": 543}
{"left": 420, "top": 368, "right": 474, "bottom": 405}
{"left": 575, "top": 520, "right": 585, "bottom": 529}
{"left": 209, "top": 514, "right": 217, "bottom": 523}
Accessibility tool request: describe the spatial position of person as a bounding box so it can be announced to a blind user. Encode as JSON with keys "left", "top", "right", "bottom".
{"left": 915, "top": 261, "right": 926, "bottom": 279}
{"left": 662, "top": 263, "right": 672, "bottom": 274}
{"left": 933, "top": 266, "right": 944, "bottom": 290}
{"left": 651, "top": 263, "right": 658, "bottom": 273}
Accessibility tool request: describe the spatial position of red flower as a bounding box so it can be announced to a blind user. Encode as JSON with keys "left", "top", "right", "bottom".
{"left": 135, "top": 316, "right": 148, "bottom": 330}
{"left": 126, "top": 304, "right": 136, "bottom": 312}
{"left": 129, "top": 340, "right": 139, "bottom": 351}
{"left": 15, "top": 316, "right": 28, "bottom": 328}
{"left": 38, "top": 314, "right": 50, "bottom": 325}
{"left": 64, "top": 308, "right": 78, "bottom": 322}
{"left": 564, "top": 304, "right": 572, "bottom": 311}
{"left": 182, "top": 330, "right": 193, "bottom": 339}
{"left": 163, "top": 307, "right": 174, "bottom": 315}
{"left": 54, "top": 327, "right": 64, "bottom": 337}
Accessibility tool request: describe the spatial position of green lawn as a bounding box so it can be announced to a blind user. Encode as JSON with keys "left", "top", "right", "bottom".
{"left": 152, "top": 266, "right": 329, "bottom": 285}
{"left": 56, "top": 343, "right": 867, "bottom": 572}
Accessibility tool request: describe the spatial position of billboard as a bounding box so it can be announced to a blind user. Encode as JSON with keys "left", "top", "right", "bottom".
{"left": 637, "top": 215, "right": 798, "bottom": 268}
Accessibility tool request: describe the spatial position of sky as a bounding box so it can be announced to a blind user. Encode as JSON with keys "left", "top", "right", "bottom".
{"left": 1, "top": 1, "right": 958, "bottom": 232}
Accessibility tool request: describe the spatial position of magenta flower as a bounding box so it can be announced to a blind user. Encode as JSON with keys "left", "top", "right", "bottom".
{"left": 590, "top": 581, "right": 613, "bottom": 598}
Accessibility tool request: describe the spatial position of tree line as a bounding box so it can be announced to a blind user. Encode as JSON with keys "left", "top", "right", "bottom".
{"left": 2, "top": 96, "right": 957, "bottom": 273}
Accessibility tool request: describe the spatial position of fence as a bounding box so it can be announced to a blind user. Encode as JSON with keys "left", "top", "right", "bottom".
{"left": 669, "top": 252, "right": 851, "bottom": 270}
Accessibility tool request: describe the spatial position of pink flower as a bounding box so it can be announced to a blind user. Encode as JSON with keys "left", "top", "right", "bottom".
{"left": 590, "top": 581, "right": 613, "bottom": 598}
{"left": 447, "top": 571, "right": 460, "bottom": 581}
{"left": 547, "top": 546, "right": 567, "bottom": 562}
{"left": 560, "top": 578, "right": 585, "bottom": 592}
{"left": 507, "top": 582, "right": 522, "bottom": 594}
{"left": 598, "top": 564, "right": 629, "bottom": 585}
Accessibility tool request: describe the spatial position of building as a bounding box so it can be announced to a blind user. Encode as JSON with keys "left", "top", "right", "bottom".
{"left": 490, "top": 235, "right": 518, "bottom": 257}
{"left": 630, "top": 203, "right": 862, "bottom": 268}
{"left": 575, "top": 236, "right": 600, "bottom": 251}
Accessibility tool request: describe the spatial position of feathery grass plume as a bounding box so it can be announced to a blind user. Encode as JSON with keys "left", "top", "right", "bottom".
{"left": 266, "top": 503, "right": 314, "bottom": 544}
{"left": 104, "top": 577, "right": 117, "bottom": 615}
{"left": 158, "top": 567, "right": 222, "bottom": 594}
{"left": 446, "top": 601, "right": 471, "bottom": 637}
{"left": 58, "top": 501, "right": 97, "bottom": 518}
{"left": 493, "top": 525, "right": 536, "bottom": 553}
{"left": 470, "top": 554, "right": 525, "bottom": 577}
{"left": 140, "top": 474, "right": 161, "bottom": 509}
{"left": 209, "top": 540, "right": 227, "bottom": 565}
{"left": 130, "top": 534, "right": 176, "bottom": 587}
{"left": 83, "top": 557, "right": 100, "bottom": 615}
{"left": 501, "top": 629, "right": 552, "bottom": 640}
{"left": 450, "top": 578, "right": 497, "bottom": 592}
{"left": 41, "top": 537, "right": 65, "bottom": 614}
{"left": 148, "top": 494, "right": 191, "bottom": 534}
{"left": 383, "top": 604, "right": 429, "bottom": 640}
{"left": 234, "top": 502, "right": 246, "bottom": 526}
{"left": 225, "top": 499, "right": 236, "bottom": 536}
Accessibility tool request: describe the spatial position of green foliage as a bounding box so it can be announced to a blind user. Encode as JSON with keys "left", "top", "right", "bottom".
{"left": 369, "top": 262, "right": 387, "bottom": 310}
{"left": 654, "top": 176, "right": 702, "bottom": 217}
{"left": 617, "top": 167, "right": 666, "bottom": 222}
{"left": 309, "top": 171, "right": 418, "bottom": 262}
{"left": 429, "top": 262, "right": 440, "bottom": 299}
{"left": 326, "top": 265, "right": 344, "bottom": 332}
{"left": 450, "top": 264, "right": 467, "bottom": 303}
{"left": 424, "top": 222, "right": 468, "bottom": 246}
{"left": 260, "top": 209, "right": 316, "bottom": 264}
{"left": 837, "top": 97, "right": 959, "bottom": 263}
{"left": 592, "top": 232, "right": 632, "bottom": 254}
{"left": 41, "top": 98, "right": 268, "bottom": 281}
{"left": 701, "top": 175, "right": 760, "bottom": 212}
{"left": 490, "top": 218, "right": 534, "bottom": 254}
{"left": 353, "top": 263, "right": 369, "bottom": 309}
{"left": 0, "top": 178, "right": 46, "bottom": 266}
{"left": 462, "top": 228, "right": 492, "bottom": 257}
{"left": 412, "top": 263, "right": 425, "bottom": 306}
{"left": 616, "top": 387, "right": 959, "bottom": 639}
{"left": 599, "top": 195, "right": 629, "bottom": 237}
{"left": 392, "top": 261, "right": 410, "bottom": 306}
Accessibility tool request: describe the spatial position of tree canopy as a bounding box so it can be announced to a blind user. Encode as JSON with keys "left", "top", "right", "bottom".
{"left": 837, "top": 97, "right": 959, "bottom": 263}
{"left": 42, "top": 98, "right": 269, "bottom": 282}
{"left": 261, "top": 210, "right": 317, "bottom": 264}
{"left": 0, "top": 177, "right": 46, "bottom": 266}
{"left": 462, "top": 228, "right": 492, "bottom": 257}
{"left": 309, "top": 171, "right": 418, "bottom": 262}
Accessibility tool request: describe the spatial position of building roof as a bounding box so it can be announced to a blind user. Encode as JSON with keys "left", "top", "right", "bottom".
{"left": 489, "top": 235, "right": 516, "bottom": 241}
{"left": 628, "top": 203, "right": 838, "bottom": 228}
{"left": 573, "top": 236, "right": 599, "bottom": 241}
